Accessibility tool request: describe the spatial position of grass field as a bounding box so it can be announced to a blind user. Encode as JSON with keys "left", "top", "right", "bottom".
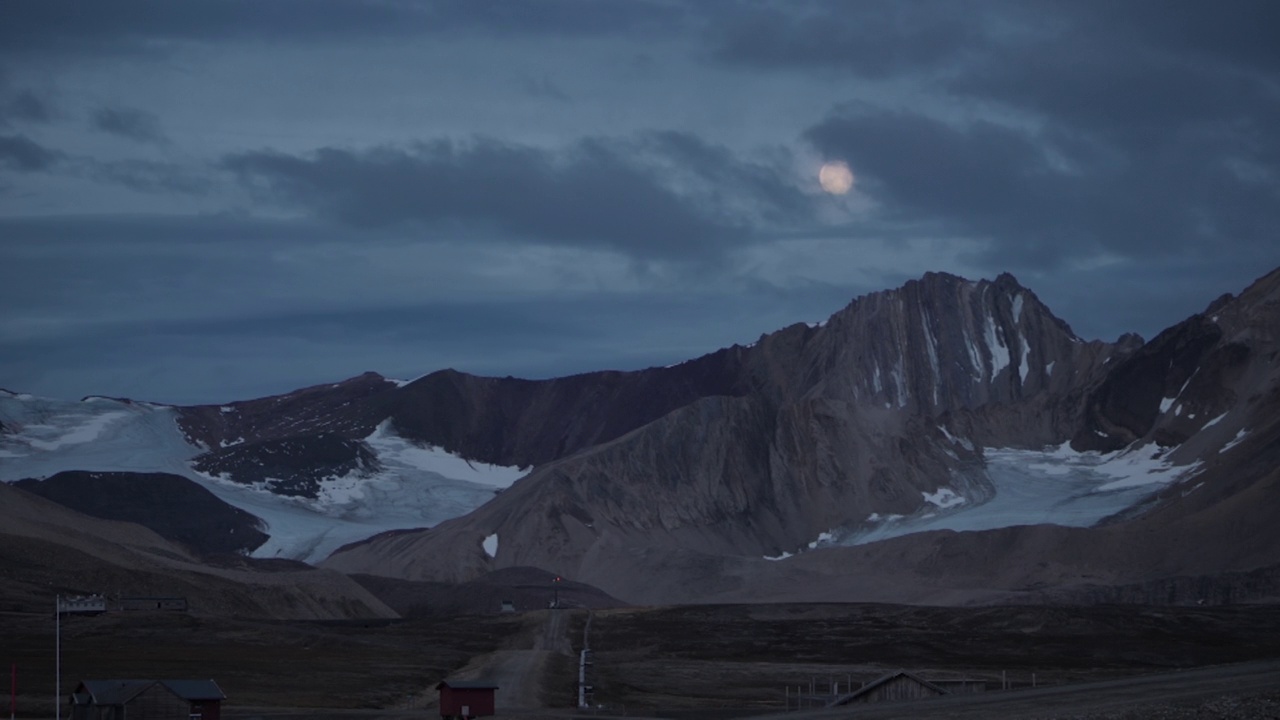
{"left": 5, "top": 602, "right": 1280, "bottom": 717}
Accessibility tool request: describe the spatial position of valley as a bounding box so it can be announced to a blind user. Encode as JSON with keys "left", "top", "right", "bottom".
{"left": 3, "top": 602, "right": 1280, "bottom": 719}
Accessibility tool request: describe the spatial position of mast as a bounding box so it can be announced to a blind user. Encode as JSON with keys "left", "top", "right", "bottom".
{"left": 55, "top": 596, "right": 60, "bottom": 720}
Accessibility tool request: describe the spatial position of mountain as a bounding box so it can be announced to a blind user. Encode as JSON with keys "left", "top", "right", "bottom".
{"left": 320, "top": 268, "right": 1280, "bottom": 604}
{"left": 3, "top": 267, "right": 1278, "bottom": 607}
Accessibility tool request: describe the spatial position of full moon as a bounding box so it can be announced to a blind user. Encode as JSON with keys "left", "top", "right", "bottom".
{"left": 819, "top": 161, "right": 854, "bottom": 194}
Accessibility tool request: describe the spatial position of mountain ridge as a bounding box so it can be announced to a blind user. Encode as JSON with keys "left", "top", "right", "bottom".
{"left": 5, "top": 267, "right": 1279, "bottom": 607}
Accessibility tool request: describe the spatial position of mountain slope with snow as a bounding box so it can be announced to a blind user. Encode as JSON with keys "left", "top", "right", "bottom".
{"left": 323, "top": 268, "right": 1280, "bottom": 604}
{"left": 0, "top": 391, "right": 525, "bottom": 563}
{"left": 5, "top": 267, "right": 1280, "bottom": 606}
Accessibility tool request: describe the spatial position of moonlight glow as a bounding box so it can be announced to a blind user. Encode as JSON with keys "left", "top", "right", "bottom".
{"left": 819, "top": 161, "right": 854, "bottom": 194}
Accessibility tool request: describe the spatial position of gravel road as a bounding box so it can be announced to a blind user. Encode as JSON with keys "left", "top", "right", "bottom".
{"left": 485, "top": 609, "right": 571, "bottom": 710}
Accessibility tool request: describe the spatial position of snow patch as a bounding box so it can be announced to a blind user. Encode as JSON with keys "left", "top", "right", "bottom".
{"left": 482, "top": 533, "right": 499, "bottom": 558}
{"left": 1220, "top": 429, "right": 1248, "bottom": 453}
{"left": 938, "top": 426, "right": 974, "bottom": 452}
{"left": 387, "top": 373, "right": 431, "bottom": 388}
{"left": 1017, "top": 337, "right": 1030, "bottom": 386}
{"left": 963, "top": 325, "right": 983, "bottom": 378}
{"left": 1159, "top": 397, "right": 1175, "bottom": 413}
{"left": 807, "top": 530, "right": 835, "bottom": 549}
{"left": 1012, "top": 294, "right": 1025, "bottom": 322}
{"left": 922, "top": 487, "right": 966, "bottom": 509}
{"left": 890, "top": 362, "right": 907, "bottom": 407}
{"left": 921, "top": 310, "right": 940, "bottom": 405}
{"left": 983, "top": 311, "right": 1011, "bottom": 378}
{"left": 364, "top": 420, "right": 526, "bottom": 488}
{"left": 763, "top": 551, "right": 794, "bottom": 561}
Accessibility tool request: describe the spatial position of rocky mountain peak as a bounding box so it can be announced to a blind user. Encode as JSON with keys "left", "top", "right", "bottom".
{"left": 807, "top": 270, "right": 1097, "bottom": 423}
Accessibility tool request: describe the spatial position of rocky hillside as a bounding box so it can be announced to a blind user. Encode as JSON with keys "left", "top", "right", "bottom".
{"left": 0, "top": 481, "right": 397, "bottom": 619}
{"left": 12, "top": 470, "right": 268, "bottom": 556}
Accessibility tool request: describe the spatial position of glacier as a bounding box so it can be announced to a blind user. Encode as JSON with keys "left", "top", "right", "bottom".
{"left": 840, "top": 442, "right": 1202, "bottom": 547}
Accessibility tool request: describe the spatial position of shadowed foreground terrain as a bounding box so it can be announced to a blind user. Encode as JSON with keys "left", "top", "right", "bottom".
{"left": 5, "top": 602, "right": 1280, "bottom": 719}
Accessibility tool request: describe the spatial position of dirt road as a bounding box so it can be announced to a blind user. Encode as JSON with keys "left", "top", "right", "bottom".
{"left": 455, "top": 609, "right": 571, "bottom": 711}
{"left": 751, "top": 659, "right": 1280, "bottom": 720}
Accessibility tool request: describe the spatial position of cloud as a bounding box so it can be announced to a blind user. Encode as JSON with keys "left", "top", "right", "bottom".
{"left": 519, "top": 75, "right": 571, "bottom": 102}
{"left": 804, "top": 101, "right": 1280, "bottom": 270}
{"left": 85, "top": 159, "right": 211, "bottom": 194}
{"left": 0, "top": 211, "right": 853, "bottom": 404}
{"left": 0, "top": 0, "right": 686, "bottom": 58}
{"left": 222, "top": 133, "right": 811, "bottom": 261}
{"left": 0, "top": 133, "right": 60, "bottom": 171}
{"left": 0, "top": 89, "right": 54, "bottom": 127}
{"left": 0, "top": 0, "right": 417, "bottom": 56}
{"left": 92, "top": 106, "right": 167, "bottom": 144}
{"left": 946, "top": 13, "right": 1280, "bottom": 142}
{"left": 0, "top": 213, "right": 329, "bottom": 248}
{"left": 709, "top": 1, "right": 983, "bottom": 78}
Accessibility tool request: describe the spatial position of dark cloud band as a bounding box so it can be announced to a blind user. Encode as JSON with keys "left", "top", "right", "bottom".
{"left": 221, "top": 134, "right": 809, "bottom": 260}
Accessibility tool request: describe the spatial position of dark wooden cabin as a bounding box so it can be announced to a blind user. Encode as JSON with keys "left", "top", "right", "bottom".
{"left": 436, "top": 680, "right": 498, "bottom": 719}
{"left": 70, "top": 679, "right": 224, "bottom": 720}
{"left": 829, "top": 670, "right": 949, "bottom": 705}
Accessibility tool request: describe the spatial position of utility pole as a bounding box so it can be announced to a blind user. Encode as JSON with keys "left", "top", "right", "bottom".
{"left": 55, "top": 595, "right": 60, "bottom": 720}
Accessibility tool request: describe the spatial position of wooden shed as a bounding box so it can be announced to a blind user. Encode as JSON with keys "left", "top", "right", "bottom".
{"left": 829, "top": 670, "right": 949, "bottom": 705}
{"left": 70, "top": 679, "right": 225, "bottom": 720}
{"left": 436, "top": 680, "right": 498, "bottom": 720}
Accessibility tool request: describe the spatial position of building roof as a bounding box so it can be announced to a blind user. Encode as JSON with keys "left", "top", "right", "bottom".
{"left": 160, "top": 680, "right": 226, "bottom": 700}
{"left": 75, "top": 679, "right": 225, "bottom": 705}
{"left": 437, "top": 681, "right": 500, "bottom": 690}
{"left": 828, "top": 670, "right": 949, "bottom": 706}
{"left": 77, "top": 680, "right": 152, "bottom": 705}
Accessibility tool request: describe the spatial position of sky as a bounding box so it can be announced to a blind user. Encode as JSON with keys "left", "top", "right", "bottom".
{"left": 2, "top": 1, "right": 1278, "bottom": 405}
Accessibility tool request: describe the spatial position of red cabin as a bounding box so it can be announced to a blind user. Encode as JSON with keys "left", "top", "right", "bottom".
{"left": 436, "top": 680, "right": 498, "bottom": 720}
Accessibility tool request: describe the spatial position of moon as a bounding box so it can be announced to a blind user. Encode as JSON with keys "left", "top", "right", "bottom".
{"left": 819, "top": 161, "right": 854, "bottom": 194}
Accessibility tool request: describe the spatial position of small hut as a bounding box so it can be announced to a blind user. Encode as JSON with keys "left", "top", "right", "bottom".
{"left": 436, "top": 680, "right": 498, "bottom": 720}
